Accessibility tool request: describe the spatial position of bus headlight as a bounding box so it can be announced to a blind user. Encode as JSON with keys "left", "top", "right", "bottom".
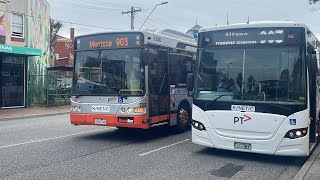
{"left": 285, "top": 128, "right": 308, "bottom": 139}
{"left": 192, "top": 120, "right": 206, "bottom": 131}
{"left": 134, "top": 107, "right": 145, "bottom": 113}
{"left": 127, "top": 107, "right": 133, "bottom": 113}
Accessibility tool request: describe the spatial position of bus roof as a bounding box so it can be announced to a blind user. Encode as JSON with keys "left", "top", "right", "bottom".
{"left": 199, "top": 21, "right": 308, "bottom": 33}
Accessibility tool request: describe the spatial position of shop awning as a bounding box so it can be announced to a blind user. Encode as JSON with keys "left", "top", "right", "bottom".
{"left": 0, "top": 44, "right": 42, "bottom": 56}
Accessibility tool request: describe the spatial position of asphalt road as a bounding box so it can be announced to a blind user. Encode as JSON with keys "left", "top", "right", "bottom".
{"left": 0, "top": 115, "right": 307, "bottom": 180}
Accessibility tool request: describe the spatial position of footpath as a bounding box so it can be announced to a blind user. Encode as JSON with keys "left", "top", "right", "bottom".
{"left": 0, "top": 106, "right": 70, "bottom": 121}
{"left": 294, "top": 144, "right": 320, "bottom": 180}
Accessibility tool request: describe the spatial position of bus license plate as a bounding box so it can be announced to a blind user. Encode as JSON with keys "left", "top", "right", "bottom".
{"left": 91, "top": 106, "right": 110, "bottom": 112}
{"left": 94, "top": 119, "right": 106, "bottom": 125}
{"left": 234, "top": 142, "right": 252, "bottom": 150}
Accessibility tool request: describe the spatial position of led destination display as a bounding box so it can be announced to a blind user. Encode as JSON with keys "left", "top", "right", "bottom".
{"left": 200, "top": 27, "right": 303, "bottom": 47}
{"left": 75, "top": 33, "right": 143, "bottom": 50}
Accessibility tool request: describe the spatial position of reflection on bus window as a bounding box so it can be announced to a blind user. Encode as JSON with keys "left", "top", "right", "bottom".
{"left": 73, "top": 49, "right": 144, "bottom": 96}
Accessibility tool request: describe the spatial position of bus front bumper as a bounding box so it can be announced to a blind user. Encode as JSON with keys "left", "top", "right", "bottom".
{"left": 192, "top": 127, "right": 310, "bottom": 156}
{"left": 70, "top": 113, "right": 150, "bottom": 129}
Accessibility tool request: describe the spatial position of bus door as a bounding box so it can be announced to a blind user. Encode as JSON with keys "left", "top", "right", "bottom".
{"left": 148, "top": 47, "right": 170, "bottom": 123}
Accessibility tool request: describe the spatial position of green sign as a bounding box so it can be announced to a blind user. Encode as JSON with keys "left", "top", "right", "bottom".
{"left": 0, "top": 44, "right": 42, "bottom": 56}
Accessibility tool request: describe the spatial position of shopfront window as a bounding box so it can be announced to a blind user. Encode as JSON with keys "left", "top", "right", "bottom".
{"left": 0, "top": 56, "right": 25, "bottom": 107}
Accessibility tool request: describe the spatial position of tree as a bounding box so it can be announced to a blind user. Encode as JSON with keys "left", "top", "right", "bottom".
{"left": 236, "top": 73, "right": 243, "bottom": 91}
{"left": 50, "top": 19, "right": 63, "bottom": 51}
{"left": 309, "top": 0, "right": 320, "bottom": 11}
{"left": 50, "top": 19, "right": 63, "bottom": 54}
{"left": 247, "top": 75, "right": 256, "bottom": 93}
{"left": 309, "top": 0, "right": 319, "bottom": 4}
{"left": 49, "top": 19, "right": 63, "bottom": 66}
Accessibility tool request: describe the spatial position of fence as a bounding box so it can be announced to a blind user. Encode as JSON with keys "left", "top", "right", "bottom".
{"left": 46, "top": 66, "right": 73, "bottom": 107}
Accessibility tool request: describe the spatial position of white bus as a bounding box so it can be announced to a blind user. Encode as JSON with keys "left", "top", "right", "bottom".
{"left": 70, "top": 29, "right": 196, "bottom": 132}
{"left": 189, "top": 21, "right": 320, "bottom": 156}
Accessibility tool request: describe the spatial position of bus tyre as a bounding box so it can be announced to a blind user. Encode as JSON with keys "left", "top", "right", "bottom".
{"left": 116, "top": 127, "right": 127, "bottom": 131}
{"left": 174, "top": 104, "right": 190, "bottom": 133}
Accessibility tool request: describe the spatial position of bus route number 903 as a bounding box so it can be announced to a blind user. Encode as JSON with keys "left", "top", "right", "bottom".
{"left": 116, "top": 37, "right": 129, "bottom": 47}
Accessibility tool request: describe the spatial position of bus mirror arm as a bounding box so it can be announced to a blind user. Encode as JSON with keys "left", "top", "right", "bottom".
{"left": 307, "top": 54, "right": 318, "bottom": 74}
{"left": 145, "top": 65, "right": 149, "bottom": 95}
{"left": 260, "top": 91, "right": 266, "bottom": 101}
{"left": 187, "top": 73, "right": 194, "bottom": 92}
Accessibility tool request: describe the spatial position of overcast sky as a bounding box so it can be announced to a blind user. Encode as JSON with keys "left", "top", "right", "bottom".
{"left": 49, "top": 0, "right": 320, "bottom": 38}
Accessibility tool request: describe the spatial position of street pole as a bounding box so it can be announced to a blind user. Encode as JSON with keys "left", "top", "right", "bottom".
{"left": 131, "top": 7, "right": 134, "bottom": 30}
{"left": 122, "top": 7, "right": 141, "bottom": 30}
{"left": 139, "top": 2, "right": 168, "bottom": 30}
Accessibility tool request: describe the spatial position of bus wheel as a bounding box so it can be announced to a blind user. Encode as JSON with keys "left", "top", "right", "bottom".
{"left": 174, "top": 104, "right": 190, "bottom": 133}
{"left": 116, "top": 127, "right": 128, "bottom": 131}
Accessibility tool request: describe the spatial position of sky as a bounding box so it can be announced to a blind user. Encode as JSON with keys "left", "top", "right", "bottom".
{"left": 49, "top": 0, "right": 320, "bottom": 39}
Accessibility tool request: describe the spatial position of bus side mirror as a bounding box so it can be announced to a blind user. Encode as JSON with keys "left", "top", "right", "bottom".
{"left": 187, "top": 73, "right": 194, "bottom": 92}
{"left": 307, "top": 54, "right": 318, "bottom": 74}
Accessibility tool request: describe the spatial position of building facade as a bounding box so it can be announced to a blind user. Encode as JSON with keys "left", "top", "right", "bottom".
{"left": 0, "top": 0, "right": 50, "bottom": 108}
{"left": 186, "top": 24, "right": 202, "bottom": 40}
{"left": 53, "top": 28, "right": 74, "bottom": 68}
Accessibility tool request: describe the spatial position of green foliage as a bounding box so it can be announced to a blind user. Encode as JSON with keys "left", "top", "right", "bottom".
{"left": 50, "top": 19, "right": 63, "bottom": 53}
{"left": 309, "top": 0, "right": 319, "bottom": 4}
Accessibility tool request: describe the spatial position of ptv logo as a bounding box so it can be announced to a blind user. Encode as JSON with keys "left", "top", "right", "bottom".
{"left": 234, "top": 115, "right": 252, "bottom": 124}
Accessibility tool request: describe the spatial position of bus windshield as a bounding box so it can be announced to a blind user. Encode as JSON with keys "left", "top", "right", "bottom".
{"left": 73, "top": 48, "right": 144, "bottom": 96}
{"left": 194, "top": 47, "right": 306, "bottom": 105}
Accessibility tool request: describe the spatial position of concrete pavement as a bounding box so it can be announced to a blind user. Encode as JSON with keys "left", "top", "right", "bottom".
{"left": 294, "top": 145, "right": 320, "bottom": 180}
{"left": 304, "top": 147, "right": 320, "bottom": 180}
{"left": 0, "top": 114, "right": 306, "bottom": 180}
{"left": 0, "top": 106, "right": 70, "bottom": 120}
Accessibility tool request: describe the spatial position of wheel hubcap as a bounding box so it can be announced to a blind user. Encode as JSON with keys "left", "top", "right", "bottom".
{"left": 179, "top": 108, "right": 188, "bottom": 126}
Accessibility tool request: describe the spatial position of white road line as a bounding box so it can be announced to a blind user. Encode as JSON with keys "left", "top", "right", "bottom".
{"left": 0, "top": 128, "right": 113, "bottom": 150}
{"left": 139, "top": 139, "right": 190, "bottom": 156}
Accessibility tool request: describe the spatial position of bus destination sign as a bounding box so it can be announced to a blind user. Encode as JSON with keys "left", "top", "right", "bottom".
{"left": 200, "top": 27, "right": 303, "bottom": 47}
{"left": 76, "top": 33, "right": 143, "bottom": 50}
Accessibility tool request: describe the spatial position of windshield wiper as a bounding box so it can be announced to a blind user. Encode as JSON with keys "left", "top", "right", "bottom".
{"left": 204, "top": 94, "right": 234, "bottom": 109}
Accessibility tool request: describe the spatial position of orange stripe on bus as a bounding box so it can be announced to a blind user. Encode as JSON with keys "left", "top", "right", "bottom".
{"left": 150, "top": 113, "right": 177, "bottom": 124}
{"left": 170, "top": 113, "right": 177, "bottom": 118}
{"left": 150, "top": 115, "right": 169, "bottom": 124}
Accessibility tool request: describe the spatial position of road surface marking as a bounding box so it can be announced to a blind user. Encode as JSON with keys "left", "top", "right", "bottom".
{"left": 139, "top": 139, "right": 190, "bottom": 156}
{"left": 0, "top": 128, "right": 113, "bottom": 150}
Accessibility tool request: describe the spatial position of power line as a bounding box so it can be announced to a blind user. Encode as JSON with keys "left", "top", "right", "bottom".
{"left": 135, "top": 16, "right": 157, "bottom": 29}
{"left": 139, "top": 11, "right": 180, "bottom": 30}
{"left": 0, "top": 9, "right": 120, "bottom": 30}
{"left": 139, "top": 12, "right": 168, "bottom": 28}
{"left": 48, "top": 1, "right": 123, "bottom": 12}
{"left": 49, "top": 1, "right": 175, "bottom": 30}
{"left": 125, "top": 13, "right": 153, "bottom": 30}
{"left": 75, "top": 0, "right": 131, "bottom": 8}
{"left": 121, "top": 7, "right": 142, "bottom": 30}
{"left": 136, "top": 14, "right": 166, "bottom": 29}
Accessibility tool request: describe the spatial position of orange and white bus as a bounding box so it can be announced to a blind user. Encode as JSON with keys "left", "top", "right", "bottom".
{"left": 70, "top": 29, "right": 196, "bottom": 132}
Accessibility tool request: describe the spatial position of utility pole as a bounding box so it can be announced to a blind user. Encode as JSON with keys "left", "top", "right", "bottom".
{"left": 122, "top": 7, "right": 141, "bottom": 30}
{"left": 227, "top": 11, "right": 229, "bottom": 25}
